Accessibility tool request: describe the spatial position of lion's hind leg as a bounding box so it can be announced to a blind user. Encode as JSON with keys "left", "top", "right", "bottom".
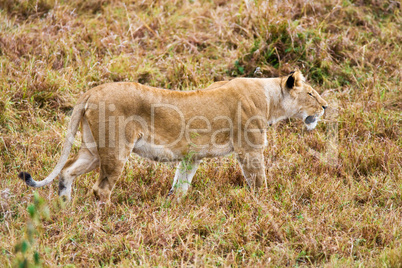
{"left": 92, "top": 131, "right": 138, "bottom": 203}
{"left": 59, "top": 149, "right": 99, "bottom": 201}
{"left": 58, "top": 117, "right": 99, "bottom": 201}
{"left": 91, "top": 158, "right": 125, "bottom": 202}
{"left": 92, "top": 148, "right": 135, "bottom": 202}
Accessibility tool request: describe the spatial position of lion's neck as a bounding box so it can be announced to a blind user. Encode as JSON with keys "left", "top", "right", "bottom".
{"left": 263, "top": 79, "right": 297, "bottom": 125}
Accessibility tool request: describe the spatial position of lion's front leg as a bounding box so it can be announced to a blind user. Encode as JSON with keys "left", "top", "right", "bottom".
{"left": 236, "top": 150, "right": 266, "bottom": 191}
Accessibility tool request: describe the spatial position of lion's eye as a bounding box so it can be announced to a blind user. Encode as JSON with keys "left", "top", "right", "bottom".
{"left": 308, "top": 92, "right": 313, "bottom": 96}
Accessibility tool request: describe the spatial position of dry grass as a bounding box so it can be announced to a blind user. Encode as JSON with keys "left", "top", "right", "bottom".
{"left": 0, "top": 0, "right": 401, "bottom": 266}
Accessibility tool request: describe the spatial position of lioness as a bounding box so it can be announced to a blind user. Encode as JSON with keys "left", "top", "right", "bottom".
{"left": 18, "top": 71, "right": 328, "bottom": 202}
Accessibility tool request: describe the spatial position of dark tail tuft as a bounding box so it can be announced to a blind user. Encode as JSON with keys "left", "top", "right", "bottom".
{"left": 18, "top": 172, "right": 36, "bottom": 187}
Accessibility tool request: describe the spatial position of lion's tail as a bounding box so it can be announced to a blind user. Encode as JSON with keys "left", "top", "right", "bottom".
{"left": 18, "top": 94, "right": 90, "bottom": 188}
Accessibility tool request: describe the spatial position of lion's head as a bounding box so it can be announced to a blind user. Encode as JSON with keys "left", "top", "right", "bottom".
{"left": 284, "top": 71, "right": 328, "bottom": 130}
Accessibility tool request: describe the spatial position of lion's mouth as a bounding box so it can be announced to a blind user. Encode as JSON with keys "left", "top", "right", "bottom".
{"left": 304, "top": 116, "right": 317, "bottom": 124}
{"left": 304, "top": 115, "right": 318, "bottom": 130}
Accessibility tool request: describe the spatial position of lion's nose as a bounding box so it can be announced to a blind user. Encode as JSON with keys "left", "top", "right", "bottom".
{"left": 322, "top": 105, "right": 328, "bottom": 110}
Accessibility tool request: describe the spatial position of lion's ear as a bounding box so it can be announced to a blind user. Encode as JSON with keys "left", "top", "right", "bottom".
{"left": 286, "top": 73, "right": 295, "bottom": 89}
{"left": 286, "top": 71, "right": 304, "bottom": 89}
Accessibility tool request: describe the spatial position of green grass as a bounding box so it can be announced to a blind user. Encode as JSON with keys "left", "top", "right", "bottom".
{"left": 0, "top": 0, "right": 401, "bottom": 266}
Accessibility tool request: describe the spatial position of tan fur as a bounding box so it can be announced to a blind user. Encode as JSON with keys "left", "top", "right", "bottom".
{"left": 205, "top": 81, "right": 229, "bottom": 90}
{"left": 23, "top": 71, "right": 328, "bottom": 202}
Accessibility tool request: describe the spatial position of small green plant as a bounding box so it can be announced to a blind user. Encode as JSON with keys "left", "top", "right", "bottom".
{"left": 180, "top": 132, "right": 199, "bottom": 173}
{"left": 13, "top": 193, "right": 49, "bottom": 268}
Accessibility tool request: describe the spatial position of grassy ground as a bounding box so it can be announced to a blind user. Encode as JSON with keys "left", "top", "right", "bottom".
{"left": 0, "top": 0, "right": 401, "bottom": 266}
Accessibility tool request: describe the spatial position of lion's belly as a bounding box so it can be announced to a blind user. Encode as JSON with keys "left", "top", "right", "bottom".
{"left": 132, "top": 139, "right": 177, "bottom": 162}
{"left": 132, "top": 138, "right": 234, "bottom": 162}
{"left": 194, "top": 145, "right": 234, "bottom": 159}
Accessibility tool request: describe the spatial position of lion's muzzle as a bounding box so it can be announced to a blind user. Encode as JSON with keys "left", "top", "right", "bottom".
{"left": 304, "top": 116, "right": 317, "bottom": 125}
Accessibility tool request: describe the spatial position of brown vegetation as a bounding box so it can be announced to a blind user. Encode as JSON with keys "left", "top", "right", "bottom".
{"left": 0, "top": 0, "right": 401, "bottom": 266}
